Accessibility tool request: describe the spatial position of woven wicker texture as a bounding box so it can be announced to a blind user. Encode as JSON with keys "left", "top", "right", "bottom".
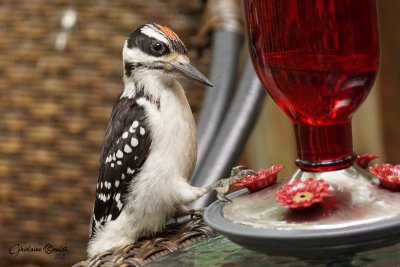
{"left": 73, "top": 216, "right": 215, "bottom": 267}
{"left": 0, "top": 1, "right": 210, "bottom": 266}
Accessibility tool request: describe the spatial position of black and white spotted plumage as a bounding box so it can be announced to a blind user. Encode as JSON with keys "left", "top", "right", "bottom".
{"left": 90, "top": 89, "right": 152, "bottom": 236}
{"left": 87, "top": 23, "right": 213, "bottom": 257}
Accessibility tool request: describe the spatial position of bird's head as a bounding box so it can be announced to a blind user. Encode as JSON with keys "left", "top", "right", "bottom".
{"left": 122, "top": 23, "right": 213, "bottom": 87}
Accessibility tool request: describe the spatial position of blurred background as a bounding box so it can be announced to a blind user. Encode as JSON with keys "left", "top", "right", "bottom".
{"left": 0, "top": 1, "right": 399, "bottom": 266}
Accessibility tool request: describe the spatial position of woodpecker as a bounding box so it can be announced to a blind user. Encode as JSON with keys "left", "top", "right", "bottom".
{"left": 87, "top": 23, "right": 217, "bottom": 257}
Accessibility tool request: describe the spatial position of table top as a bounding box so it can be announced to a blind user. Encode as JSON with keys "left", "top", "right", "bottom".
{"left": 147, "top": 235, "right": 400, "bottom": 267}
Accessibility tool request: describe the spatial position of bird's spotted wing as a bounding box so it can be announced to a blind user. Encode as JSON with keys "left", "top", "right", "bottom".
{"left": 90, "top": 97, "right": 151, "bottom": 237}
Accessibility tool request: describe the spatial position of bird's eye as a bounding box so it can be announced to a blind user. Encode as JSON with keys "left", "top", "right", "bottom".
{"left": 151, "top": 41, "right": 166, "bottom": 55}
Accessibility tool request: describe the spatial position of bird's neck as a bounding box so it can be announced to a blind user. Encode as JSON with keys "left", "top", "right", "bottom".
{"left": 121, "top": 72, "right": 180, "bottom": 102}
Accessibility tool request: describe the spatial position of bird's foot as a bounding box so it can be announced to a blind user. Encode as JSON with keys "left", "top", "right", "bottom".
{"left": 216, "top": 193, "right": 233, "bottom": 203}
{"left": 187, "top": 208, "right": 205, "bottom": 219}
{"left": 206, "top": 166, "right": 257, "bottom": 202}
{"left": 174, "top": 205, "right": 205, "bottom": 221}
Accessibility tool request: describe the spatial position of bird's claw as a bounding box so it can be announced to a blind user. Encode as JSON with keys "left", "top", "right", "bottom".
{"left": 206, "top": 165, "right": 257, "bottom": 203}
{"left": 217, "top": 193, "right": 232, "bottom": 203}
{"left": 231, "top": 165, "right": 258, "bottom": 177}
{"left": 187, "top": 208, "right": 205, "bottom": 219}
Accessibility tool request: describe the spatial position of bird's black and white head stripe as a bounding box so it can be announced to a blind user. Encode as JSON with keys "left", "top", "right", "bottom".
{"left": 127, "top": 23, "right": 187, "bottom": 55}
{"left": 122, "top": 23, "right": 213, "bottom": 87}
{"left": 123, "top": 23, "right": 188, "bottom": 78}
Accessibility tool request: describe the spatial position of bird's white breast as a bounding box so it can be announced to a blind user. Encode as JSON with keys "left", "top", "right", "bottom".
{"left": 142, "top": 79, "right": 197, "bottom": 179}
{"left": 123, "top": 77, "right": 197, "bottom": 231}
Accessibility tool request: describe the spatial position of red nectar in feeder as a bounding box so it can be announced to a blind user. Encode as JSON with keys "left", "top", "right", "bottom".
{"left": 244, "top": 0, "right": 379, "bottom": 171}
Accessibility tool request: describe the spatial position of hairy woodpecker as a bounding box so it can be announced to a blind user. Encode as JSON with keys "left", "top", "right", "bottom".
{"left": 87, "top": 23, "right": 216, "bottom": 257}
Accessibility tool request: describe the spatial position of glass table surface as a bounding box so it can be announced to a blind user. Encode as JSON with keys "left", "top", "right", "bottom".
{"left": 147, "top": 235, "right": 400, "bottom": 267}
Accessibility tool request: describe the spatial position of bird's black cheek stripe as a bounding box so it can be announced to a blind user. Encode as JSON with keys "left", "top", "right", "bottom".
{"left": 124, "top": 62, "right": 133, "bottom": 77}
{"left": 124, "top": 62, "right": 143, "bottom": 77}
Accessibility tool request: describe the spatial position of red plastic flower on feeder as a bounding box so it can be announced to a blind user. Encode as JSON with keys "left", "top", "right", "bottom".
{"left": 369, "top": 164, "right": 400, "bottom": 190}
{"left": 276, "top": 178, "right": 330, "bottom": 209}
{"left": 356, "top": 154, "right": 379, "bottom": 169}
{"left": 234, "top": 164, "right": 284, "bottom": 192}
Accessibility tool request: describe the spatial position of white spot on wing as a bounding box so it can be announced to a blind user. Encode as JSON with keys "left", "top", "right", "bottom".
{"left": 131, "top": 137, "right": 138, "bottom": 147}
{"left": 121, "top": 173, "right": 125, "bottom": 180}
{"left": 132, "top": 120, "right": 139, "bottom": 128}
{"left": 122, "top": 131, "right": 129, "bottom": 139}
{"left": 124, "top": 144, "right": 132, "bottom": 154}
{"left": 117, "top": 160, "right": 122, "bottom": 165}
{"left": 99, "top": 193, "right": 107, "bottom": 202}
{"left": 117, "top": 201, "right": 123, "bottom": 210}
{"left": 115, "top": 180, "right": 120, "bottom": 187}
{"left": 139, "top": 127, "right": 145, "bottom": 135}
{"left": 127, "top": 167, "right": 135, "bottom": 174}
{"left": 116, "top": 150, "right": 123, "bottom": 158}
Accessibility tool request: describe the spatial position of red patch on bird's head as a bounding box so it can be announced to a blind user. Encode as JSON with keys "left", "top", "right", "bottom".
{"left": 155, "top": 24, "right": 181, "bottom": 42}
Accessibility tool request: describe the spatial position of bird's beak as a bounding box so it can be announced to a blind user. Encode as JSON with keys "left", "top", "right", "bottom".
{"left": 169, "top": 62, "right": 213, "bottom": 87}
